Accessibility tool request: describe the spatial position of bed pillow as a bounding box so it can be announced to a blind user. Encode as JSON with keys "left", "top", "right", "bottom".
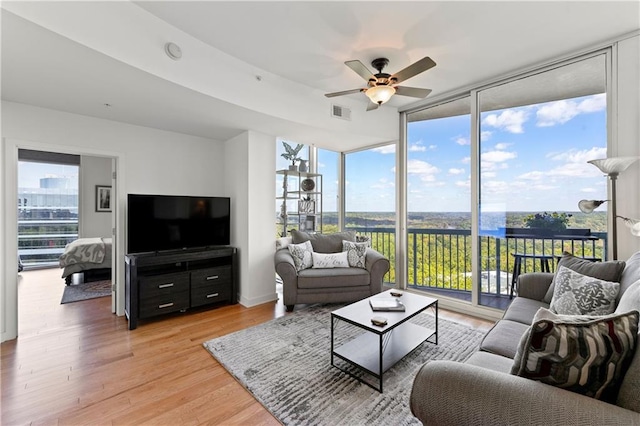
{"left": 343, "top": 240, "right": 367, "bottom": 269}
{"left": 543, "top": 252, "right": 625, "bottom": 303}
{"left": 511, "top": 308, "right": 639, "bottom": 401}
{"left": 288, "top": 241, "right": 313, "bottom": 272}
{"left": 312, "top": 251, "right": 349, "bottom": 269}
{"left": 549, "top": 265, "right": 619, "bottom": 315}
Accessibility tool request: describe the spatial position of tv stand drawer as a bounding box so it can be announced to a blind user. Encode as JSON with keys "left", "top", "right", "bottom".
{"left": 139, "top": 291, "right": 190, "bottom": 318}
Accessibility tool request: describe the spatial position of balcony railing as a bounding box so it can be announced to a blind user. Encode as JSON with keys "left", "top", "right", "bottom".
{"left": 347, "top": 226, "right": 607, "bottom": 309}
{"left": 18, "top": 219, "right": 78, "bottom": 268}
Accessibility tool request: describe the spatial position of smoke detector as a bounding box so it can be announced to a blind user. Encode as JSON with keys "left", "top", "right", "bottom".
{"left": 164, "top": 42, "right": 182, "bottom": 60}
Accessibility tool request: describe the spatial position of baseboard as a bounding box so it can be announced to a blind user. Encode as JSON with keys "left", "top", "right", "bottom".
{"left": 239, "top": 291, "right": 278, "bottom": 308}
{"left": 402, "top": 288, "right": 503, "bottom": 322}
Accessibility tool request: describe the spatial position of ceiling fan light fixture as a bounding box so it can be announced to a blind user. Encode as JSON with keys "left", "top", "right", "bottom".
{"left": 365, "top": 85, "right": 396, "bottom": 105}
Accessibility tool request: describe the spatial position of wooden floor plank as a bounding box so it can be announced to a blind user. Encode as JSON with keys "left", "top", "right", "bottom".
{"left": 2, "top": 268, "right": 494, "bottom": 425}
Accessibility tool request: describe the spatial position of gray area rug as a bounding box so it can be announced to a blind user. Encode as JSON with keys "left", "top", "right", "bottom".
{"left": 203, "top": 303, "right": 485, "bottom": 425}
{"left": 60, "top": 280, "right": 111, "bottom": 304}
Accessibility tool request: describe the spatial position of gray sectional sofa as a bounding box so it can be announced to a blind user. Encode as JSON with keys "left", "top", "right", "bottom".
{"left": 274, "top": 230, "right": 390, "bottom": 312}
{"left": 410, "top": 251, "right": 640, "bottom": 425}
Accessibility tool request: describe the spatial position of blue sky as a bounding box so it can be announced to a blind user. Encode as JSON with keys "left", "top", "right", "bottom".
{"left": 18, "top": 162, "right": 79, "bottom": 189}
{"left": 334, "top": 94, "right": 606, "bottom": 213}
{"left": 282, "top": 93, "right": 607, "bottom": 213}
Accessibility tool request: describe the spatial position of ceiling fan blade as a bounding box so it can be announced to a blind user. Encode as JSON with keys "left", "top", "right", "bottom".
{"left": 394, "top": 86, "right": 433, "bottom": 98}
{"left": 345, "top": 60, "right": 376, "bottom": 82}
{"left": 366, "top": 102, "right": 379, "bottom": 111}
{"left": 324, "top": 88, "right": 364, "bottom": 98}
{"left": 391, "top": 56, "right": 436, "bottom": 84}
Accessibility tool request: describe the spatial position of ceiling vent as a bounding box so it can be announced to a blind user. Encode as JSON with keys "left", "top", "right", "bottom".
{"left": 331, "top": 104, "right": 351, "bottom": 121}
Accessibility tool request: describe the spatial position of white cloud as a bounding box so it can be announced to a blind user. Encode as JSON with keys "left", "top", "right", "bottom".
{"left": 428, "top": 144, "right": 437, "bottom": 150}
{"left": 453, "top": 135, "right": 470, "bottom": 146}
{"left": 482, "top": 150, "right": 517, "bottom": 163}
{"left": 481, "top": 171, "right": 497, "bottom": 178}
{"left": 548, "top": 146, "right": 607, "bottom": 164}
{"left": 581, "top": 187, "right": 598, "bottom": 193}
{"left": 536, "top": 94, "right": 606, "bottom": 127}
{"left": 409, "top": 142, "right": 426, "bottom": 152}
{"left": 456, "top": 180, "right": 470, "bottom": 188}
{"left": 578, "top": 93, "right": 606, "bottom": 113}
{"left": 461, "top": 156, "right": 471, "bottom": 164}
{"left": 494, "top": 142, "right": 512, "bottom": 150}
{"left": 373, "top": 144, "right": 396, "bottom": 154}
{"left": 371, "top": 178, "right": 395, "bottom": 189}
{"left": 481, "top": 131, "right": 493, "bottom": 141}
{"left": 482, "top": 109, "right": 528, "bottom": 134}
{"left": 407, "top": 159, "right": 440, "bottom": 182}
{"left": 481, "top": 180, "right": 511, "bottom": 194}
{"left": 448, "top": 168, "right": 465, "bottom": 175}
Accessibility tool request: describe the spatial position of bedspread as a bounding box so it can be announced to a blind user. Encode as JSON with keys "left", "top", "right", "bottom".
{"left": 59, "top": 237, "right": 106, "bottom": 268}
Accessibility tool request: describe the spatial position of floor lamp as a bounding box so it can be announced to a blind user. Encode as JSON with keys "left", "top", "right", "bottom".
{"left": 586, "top": 156, "right": 639, "bottom": 260}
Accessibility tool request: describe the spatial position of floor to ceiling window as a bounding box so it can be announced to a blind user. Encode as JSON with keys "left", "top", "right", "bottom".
{"left": 406, "top": 96, "right": 472, "bottom": 301}
{"left": 402, "top": 50, "right": 609, "bottom": 312}
{"left": 317, "top": 148, "right": 339, "bottom": 234}
{"left": 477, "top": 52, "right": 607, "bottom": 308}
{"left": 344, "top": 143, "right": 396, "bottom": 284}
{"left": 18, "top": 150, "right": 80, "bottom": 269}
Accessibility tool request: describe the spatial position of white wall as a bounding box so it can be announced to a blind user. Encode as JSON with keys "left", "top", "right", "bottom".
{"left": 615, "top": 34, "right": 640, "bottom": 260}
{"left": 224, "top": 130, "right": 278, "bottom": 307}
{"left": 1, "top": 101, "right": 226, "bottom": 341}
{"left": 80, "top": 155, "right": 112, "bottom": 238}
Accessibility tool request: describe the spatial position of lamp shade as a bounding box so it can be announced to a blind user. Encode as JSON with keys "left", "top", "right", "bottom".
{"left": 578, "top": 199, "right": 607, "bottom": 214}
{"left": 619, "top": 216, "right": 640, "bottom": 237}
{"left": 588, "top": 157, "right": 639, "bottom": 175}
{"left": 365, "top": 85, "right": 396, "bottom": 105}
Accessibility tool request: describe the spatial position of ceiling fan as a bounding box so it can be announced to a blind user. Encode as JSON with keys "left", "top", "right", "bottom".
{"left": 325, "top": 56, "right": 436, "bottom": 111}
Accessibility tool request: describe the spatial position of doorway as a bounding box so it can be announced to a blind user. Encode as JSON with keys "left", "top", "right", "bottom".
{"left": 2, "top": 140, "right": 123, "bottom": 342}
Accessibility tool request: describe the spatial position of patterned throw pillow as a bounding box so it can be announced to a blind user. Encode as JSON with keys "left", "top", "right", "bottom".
{"left": 511, "top": 308, "right": 639, "bottom": 401}
{"left": 343, "top": 240, "right": 367, "bottom": 269}
{"left": 287, "top": 241, "right": 313, "bottom": 272}
{"left": 550, "top": 265, "right": 620, "bottom": 315}
{"left": 355, "top": 235, "right": 372, "bottom": 247}
{"left": 543, "top": 252, "right": 625, "bottom": 303}
{"left": 312, "top": 251, "right": 349, "bottom": 269}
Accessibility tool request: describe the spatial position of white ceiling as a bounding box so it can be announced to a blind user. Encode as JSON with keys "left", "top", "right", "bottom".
{"left": 2, "top": 1, "right": 639, "bottom": 151}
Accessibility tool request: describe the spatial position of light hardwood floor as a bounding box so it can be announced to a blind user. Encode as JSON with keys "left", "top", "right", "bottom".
{"left": 1, "top": 268, "right": 494, "bottom": 425}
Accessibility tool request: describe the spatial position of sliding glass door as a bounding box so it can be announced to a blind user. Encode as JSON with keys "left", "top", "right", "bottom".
{"left": 402, "top": 51, "right": 609, "bottom": 312}
{"left": 477, "top": 52, "right": 607, "bottom": 308}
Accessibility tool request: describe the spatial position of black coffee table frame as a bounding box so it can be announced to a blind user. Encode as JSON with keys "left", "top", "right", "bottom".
{"left": 330, "top": 290, "right": 438, "bottom": 392}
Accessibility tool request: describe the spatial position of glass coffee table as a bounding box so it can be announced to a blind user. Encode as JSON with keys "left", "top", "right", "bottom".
{"left": 331, "top": 289, "right": 438, "bottom": 392}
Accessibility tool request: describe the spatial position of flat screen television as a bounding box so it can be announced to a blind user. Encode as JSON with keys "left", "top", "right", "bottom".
{"left": 127, "top": 194, "right": 230, "bottom": 254}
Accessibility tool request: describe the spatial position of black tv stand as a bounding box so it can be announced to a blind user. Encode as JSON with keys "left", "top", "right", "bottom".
{"left": 125, "top": 246, "right": 238, "bottom": 330}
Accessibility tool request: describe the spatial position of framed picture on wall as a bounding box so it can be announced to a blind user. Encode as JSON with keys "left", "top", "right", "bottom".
{"left": 96, "top": 185, "right": 112, "bottom": 212}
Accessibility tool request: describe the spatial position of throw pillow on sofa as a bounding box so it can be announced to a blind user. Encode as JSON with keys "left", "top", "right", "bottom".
{"left": 543, "top": 252, "right": 625, "bottom": 303}
{"left": 291, "top": 230, "right": 356, "bottom": 253}
{"left": 511, "top": 308, "right": 639, "bottom": 401}
{"left": 288, "top": 241, "right": 314, "bottom": 272}
{"left": 312, "top": 251, "right": 349, "bottom": 269}
{"left": 616, "top": 279, "right": 640, "bottom": 315}
{"left": 343, "top": 240, "right": 367, "bottom": 268}
{"left": 549, "top": 265, "right": 620, "bottom": 315}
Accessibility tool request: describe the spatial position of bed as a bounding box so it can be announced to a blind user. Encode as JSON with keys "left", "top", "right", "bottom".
{"left": 59, "top": 237, "right": 112, "bottom": 284}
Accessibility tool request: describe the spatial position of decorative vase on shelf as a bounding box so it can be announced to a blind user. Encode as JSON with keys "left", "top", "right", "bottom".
{"left": 298, "top": 160, "right": 308, "bottom": 173}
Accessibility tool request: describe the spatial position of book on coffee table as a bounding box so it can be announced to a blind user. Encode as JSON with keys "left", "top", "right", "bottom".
{"left": 369, "top": 297, "right": 406, "bottom": 312}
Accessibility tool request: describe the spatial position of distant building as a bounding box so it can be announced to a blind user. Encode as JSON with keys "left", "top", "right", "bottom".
{"left": 39, "top": 177, "right": 71, "bottom": 189}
